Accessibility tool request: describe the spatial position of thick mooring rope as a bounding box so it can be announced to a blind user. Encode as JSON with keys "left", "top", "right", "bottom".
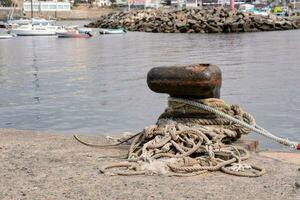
{"left": 96, "top": 98, "right": 268, "bottom": 177}
{"left": 169, "top": 97, "right": 300, "bottom": 150}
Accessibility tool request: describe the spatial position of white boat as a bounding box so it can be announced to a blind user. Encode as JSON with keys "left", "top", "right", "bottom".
{"left": 6, "top": 18, "right": 55, "bottom": 27}
{"left": 78, "top": 27, "right": 92, "bottom": 34}
{"left": 56, "top": 26, "right": 92, "bottom": 38}
{"left": 60, "top": 26, "right": 92, "bottom": 34}
{"left": 0, "top": 34, "right": 15, "bottom": 39}
{"left": 11, "top": 23, "right": 61, "bottom": 36}
{"left": 31, "top": 18, "right": 56, "bottom": 25}
{"left": 99, "top": 28, "right": 126, "bottom": 34}
{"left": 7, "top": 18, "right": 31, "bottom": 26}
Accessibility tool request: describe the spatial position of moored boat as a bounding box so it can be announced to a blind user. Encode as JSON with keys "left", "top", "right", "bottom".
{"left": 5, "top": 18, "right": 56, "bottom": 29}
{"left": 78, "top": 28, "right": 92, "bottom": 34}
{"left": 99, "top": 28, "right": 126, "bottom": 34}
{"left": 56, "top": 26, "right": 92, "bottom": 38}
{"left": 11, "top": 23, "right": 60, "bottom": 36}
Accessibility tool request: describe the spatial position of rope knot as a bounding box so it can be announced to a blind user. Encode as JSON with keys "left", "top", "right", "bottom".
{"left": 231, "top": 105, "right": 243, "bottom": 116}
{"left": 227, "top": 163, "right": 252, "bottom": 172}
{"left": 144, "top": 125, "right": 158, "bottom": 138}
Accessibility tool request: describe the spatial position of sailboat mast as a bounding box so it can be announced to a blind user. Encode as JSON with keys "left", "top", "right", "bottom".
{"left": 31, "top": 0, "right": 33, "bottom": 18}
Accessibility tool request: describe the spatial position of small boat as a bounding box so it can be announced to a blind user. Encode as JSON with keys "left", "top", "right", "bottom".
{"left": 99, "top": 28, "right": 126, "bottom": 35}
{"left": 78, "top": 28, "right": 92, "bottom": 34}
{"left": 56, "top": 27, "right": 92, "bottom": 38}
{"left": 11, "top": 23, "right": 60, "bottom": 36}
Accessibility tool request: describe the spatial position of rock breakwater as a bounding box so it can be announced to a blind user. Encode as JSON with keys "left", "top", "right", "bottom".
{"left": 86, "top": 8, "right": 299, "bottom": 33}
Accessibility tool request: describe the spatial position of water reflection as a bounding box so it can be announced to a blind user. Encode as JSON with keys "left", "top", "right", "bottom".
{"left": 0, "top": 29, "right": 299, "bottom": 150}
{"left": 32, "top": 41, "right": 41, "bottom": 105}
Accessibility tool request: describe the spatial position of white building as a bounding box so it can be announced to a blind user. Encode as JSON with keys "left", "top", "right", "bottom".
{"left": 23, "top": 1, "right": 71, "bottom": 12}
{"left": 186, "top": 0, "right": 197, "bottom": 7}
{"left": 95, "top": 0, "right": 112, "bottom": 7}
{"left": 145, "top": 0, "right": 160, "bottom": 8}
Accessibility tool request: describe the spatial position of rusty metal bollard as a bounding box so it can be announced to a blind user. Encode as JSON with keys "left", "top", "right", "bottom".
{"left": 147, "top": 64, "right": 222, "bottom": 119}
{"left": 147, "top": 64, "right": 222, "bottom": 99}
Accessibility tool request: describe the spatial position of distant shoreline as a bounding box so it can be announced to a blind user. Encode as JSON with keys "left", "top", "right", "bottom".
{"left": 0, "top": 7, "right": 119, "bottom": 21}
{"left": 24, "top": 8, "right": 117, "bottom": 21}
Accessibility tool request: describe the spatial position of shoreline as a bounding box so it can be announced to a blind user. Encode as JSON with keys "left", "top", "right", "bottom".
{"left": 0, "top": 128, "right": 299, "bottom": 199}
{"left": 0, "top": 7, "right": 118, "bottom": 21}
{"left": 23, "top": 9, "right": 115, "bottom": 21}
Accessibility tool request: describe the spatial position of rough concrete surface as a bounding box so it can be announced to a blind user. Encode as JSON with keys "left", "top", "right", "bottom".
{"left": 0, "top": 129, "right": 299, "bottom": 200}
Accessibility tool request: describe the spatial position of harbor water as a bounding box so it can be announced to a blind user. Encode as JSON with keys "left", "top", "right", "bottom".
{"left": 0, "top": 25, "right": 299, "bottom": 149}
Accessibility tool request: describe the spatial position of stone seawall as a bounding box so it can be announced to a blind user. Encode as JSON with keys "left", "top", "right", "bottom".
{"left": 87, "top": 8, "right": 299, "bottom": 33}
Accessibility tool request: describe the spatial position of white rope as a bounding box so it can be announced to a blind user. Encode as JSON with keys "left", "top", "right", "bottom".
{"left": 169, "top": 97, "right": 300, "bottom": 150}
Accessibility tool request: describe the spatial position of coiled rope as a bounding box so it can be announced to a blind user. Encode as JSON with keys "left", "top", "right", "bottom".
{"left": 76, "top": 98, "right": 286, "bottom": 177}
{"left": 75, "top": 97, "right": 299, "bottom": 177}
{"left": 169, "top": 97, "right": 300, "bottom": 150}
{"left": 98, "top": 120, "right": 266, "bottom": 177}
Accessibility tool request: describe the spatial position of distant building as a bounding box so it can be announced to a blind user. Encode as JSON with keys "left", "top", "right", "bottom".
{"left": 145, "top": 0, "right": 160, "bottom": 8}
{"left": 95, "top": 0, "right": 112, "bottom": 6}
{"left": 114, "top": 0, "right": 127, "bottom": 5}
{"left": 23, "top": 1, "right": 71, "bottom": 12}
{"left": 186, "top": 0, "right": 198, "bottom": 7}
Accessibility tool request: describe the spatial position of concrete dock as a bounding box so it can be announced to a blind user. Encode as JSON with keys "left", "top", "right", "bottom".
{"left": 0, "top": 129, "right": 299, "bottom": 200}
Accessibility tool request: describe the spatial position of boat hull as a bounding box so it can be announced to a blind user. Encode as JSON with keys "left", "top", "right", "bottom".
{"left": 99, "top": 28, "right": 126, "bottom": 34}
{"left": 11, "top": 29, "right": 56, "bottom": 36}
{"left": 57, "top": 32, "right": 91, "bottom": 38}
{"left": 0, "top": 35, "right": 14, "bottom": 39}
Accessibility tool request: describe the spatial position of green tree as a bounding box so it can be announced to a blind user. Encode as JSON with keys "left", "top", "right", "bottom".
{"left": 73, "top": 0, "right": 81, "bottom": 6}
{"left": 0, "top": 0, "right": 13, "bottom": 7}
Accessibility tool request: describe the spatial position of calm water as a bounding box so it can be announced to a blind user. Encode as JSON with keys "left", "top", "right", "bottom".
{"left": 0, "top": 26, "right": 300, "bottom": 149}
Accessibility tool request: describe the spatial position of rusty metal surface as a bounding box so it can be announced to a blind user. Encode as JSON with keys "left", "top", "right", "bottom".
{"left": 147, "top": 64, "right": 222, "bottom": 98}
